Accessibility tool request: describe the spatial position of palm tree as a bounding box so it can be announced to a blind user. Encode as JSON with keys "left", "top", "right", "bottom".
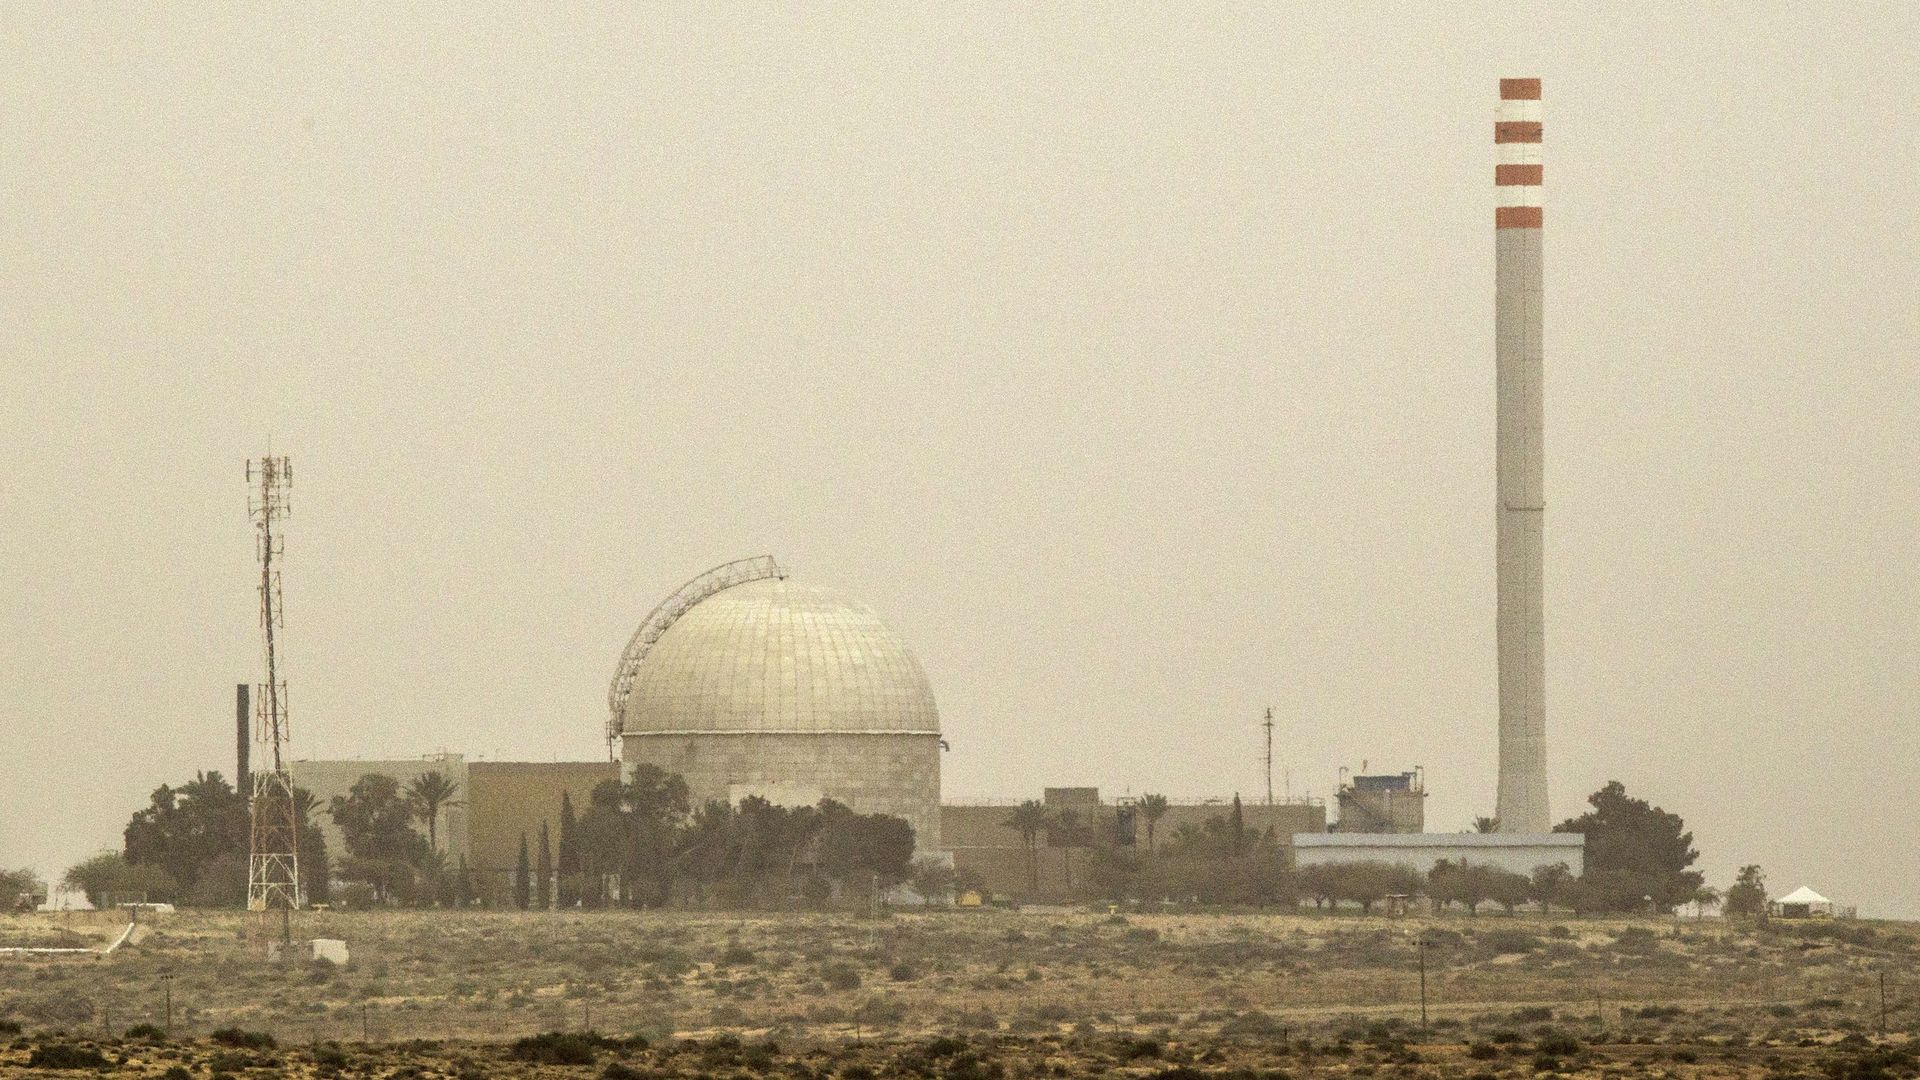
{"left": 1004, "top": 801, "right": 1049, "bottom": 897}
{"left": 1137, "top": 793, "right": 1170, "bottom": 853}
{"left": 406, "top": 771, "right": 462, "bottom": 853}
{"left": 1050, "top": 808, "right": 1084, "bottom": 891}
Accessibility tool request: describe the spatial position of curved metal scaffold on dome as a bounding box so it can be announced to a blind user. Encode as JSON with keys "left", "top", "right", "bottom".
{"left": 605, "top": 555, "right": 786, "bottom": 757}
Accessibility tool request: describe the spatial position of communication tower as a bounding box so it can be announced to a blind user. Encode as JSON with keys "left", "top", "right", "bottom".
{"left": 246, "top": 455, "right": 300, "bottom": 941}
{"left": 1262, "top": 707, "right": 1275, "bottom": 807}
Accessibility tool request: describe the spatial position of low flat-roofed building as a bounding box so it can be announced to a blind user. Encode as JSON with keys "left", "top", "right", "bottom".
{"left": 1292, "top": 831, "right": 1583, "bottom": 877}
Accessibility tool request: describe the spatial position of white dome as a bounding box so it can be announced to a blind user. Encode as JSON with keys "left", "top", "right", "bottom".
{"left": 619, "top": 579, "right": 939, "bottom": 736}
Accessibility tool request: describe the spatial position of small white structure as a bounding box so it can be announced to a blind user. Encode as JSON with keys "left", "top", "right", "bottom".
{"left": 1293, "top": 832, "right": 1584, "bottom": 877}
{"left": 1772, "top": 886, "right": 1833, "bottom": 918}
{"left": 267, "top": 938, "right": 350, "bottom": 965}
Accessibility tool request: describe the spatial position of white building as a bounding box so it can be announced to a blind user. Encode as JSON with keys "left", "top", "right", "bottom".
{"left": 1292, "top": 832, "right": 1584, "bottom": 877}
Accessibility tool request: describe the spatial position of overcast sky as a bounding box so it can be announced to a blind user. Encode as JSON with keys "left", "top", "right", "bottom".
{"left": 3, "top": 5, "right": 1915, "bottom": 915}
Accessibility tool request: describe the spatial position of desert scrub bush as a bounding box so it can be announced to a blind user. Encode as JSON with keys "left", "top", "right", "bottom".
{"left": 1480, "top": 928, "right": 1542, "bottom": 956}
{"left": 888, "top": 961, "right": 916, "bottom": 981}
{"left": 1534, "top": 1031, "right": 1581, "bottom": 1057}
{"left": 209, "top": 1027, "right": 276, "bottom": 1050}
{"left": 510, "top": 1031, "right": 602, "bottom": 1065}
{"left": 719, "top": 944, "right": 757, "bottom": 966}
{"left": 1219, "top": 1011, "right": 1287, "bottom": 1040}
{"left": 0, "top": 1018, "right": 20, "bottom": 1035}
{"left": 1466, "top": 1042, "right": 1500, "bottom": 1059}
{"left": 1510, "top": 1006, "right": 1554, "bottom": 1023}
{"left": 821, "top": 961, "right": 862, "bottom": 991}
{"left": 952, "top": 1007, "right": 1000, "bottom": 1030}
{"left": 26, "top": 1042, "right": 111, "bottom": 1070}
{"left": 120, "top": 1022, "right": 166, "bottom": 1042}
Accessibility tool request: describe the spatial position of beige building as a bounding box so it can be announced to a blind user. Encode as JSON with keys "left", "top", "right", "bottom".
{"left": 944, "top": 788, "right": 1325, "bottom": 900}
{"left": 1332, "top": 771, "right": 1427, "bottom": 833}
{"left": 290, "top": 754, "right": 618, "bottom": 906}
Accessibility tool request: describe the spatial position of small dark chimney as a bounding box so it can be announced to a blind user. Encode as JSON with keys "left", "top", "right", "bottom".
{"left": 236, "top": 683, "right": 251, "bottom": 795}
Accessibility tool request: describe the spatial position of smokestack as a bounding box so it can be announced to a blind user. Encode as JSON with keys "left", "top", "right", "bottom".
{"left": 1493, "top": 77, "right": 1549, "bottom": 834}
{"left": 236, "top": 682, "right": 252, "bottom": 796}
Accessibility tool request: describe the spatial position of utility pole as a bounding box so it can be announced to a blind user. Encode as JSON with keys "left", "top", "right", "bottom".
{"left": 1880, "top": 971, "right": 1888, "bottom": 1036}
{"left": 1263, "top": 707, "right": 1275, "bottom": 807}
{"left": 161, "top": 973, "right": 174, "bottom": 1036}
{"left": 1417, "top": 937, "right": 1429, "bottom": 1026}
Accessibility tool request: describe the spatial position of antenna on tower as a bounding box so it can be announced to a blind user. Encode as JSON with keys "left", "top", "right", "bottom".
{"left": 1262, "top": 707, "right": 1275, "bottom": 808}
{"left": 246, "top": 454, "right": 300, "bottom": 946}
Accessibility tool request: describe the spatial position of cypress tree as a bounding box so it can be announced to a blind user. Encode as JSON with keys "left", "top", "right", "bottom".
{"left": 557, "top": 790, "right": 578, "bottom": 908}
{"left": 536, "top": 822, "right": 553, "bottom": 911}
{"left": 513, "top": 834, "right": 531, "bottom": 910}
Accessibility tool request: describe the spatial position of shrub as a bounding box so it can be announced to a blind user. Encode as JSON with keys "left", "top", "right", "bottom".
{"left": 1219, "top": 1011, "right": 1286, "bottom": 1039}
{"left": 1535, "top": 1031, "right": 1580, "bottom": 1057}
{"left": 1116, "top": 1037, "right": 1162, "bottom": 1060}
{"left": 209, "top": 1028, "right": 276, "bottom": 1050}
{"left": 889, "top": 962, "right": 916, "bottom": 982}
{"left": 510, "top": 1031, "right": 600, "bottom": 1066}
{"left": 28, "top": 1043, "right": 112, "bottom": 1069}
{"left": 160, "top": 1068, "right": 191, "bottom": 1080}
{"left": 822, "top": 962, "right": 862, "bottom": 991}
{"left": 0, "top": 1019, "right": 21, "bottom": 1036}
{"left": 1531, "top": 1053, "right": 1561, "bottom": 1072}
{"left": 1482, "top": 929, "right": 1542, "bottom": 956}
{"left": 603, "top": 1064, "right": 655, "bottom": 1080}
{"left": 1467, "top": 1043, "right": 1500, "bottom": 1059}
{"left": 719, "top": 945, "right": 756, "bottom": 966}
{"left": 1510, "top": 1007, "right": 1554, "bottom": 1023}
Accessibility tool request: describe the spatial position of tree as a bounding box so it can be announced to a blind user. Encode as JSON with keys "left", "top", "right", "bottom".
{"left": 1555, "top": 781, "right": 1707, "bottom": 913}
{"left": 909, "top": 858, "right": 956, "bottom": 905}
{"left": 1047, "top": 808, "right": 1088, "bottom": 890}
{"left": 331, "top": 774, "right": 428, "bottom": 864}
{"left": 1725, "top": 865, "right": 1768, "bottom": 920}
{"left": 293, "top": 786, "right": 331, "bottom": 907}
{"left": 556, "top": 790, "right": 579, "bottom": 908}
{"left": 2, "top": 868, "right": 46, "bottom": 910}
{"left": 1473, "top": 816, "right": 1500, "bottom": 834}
{"left": 405, "top": 771, "right": 461, "bottom": 853}
{"left": 1484, "top": 867, "right": 1534, "bottom": 914}
{"left": 1332, "top": 861, "right": 1422, "bottom": 914}
{"left": 63, "top": 851, "right": 177, "bottom": 907}
{"left": 1429, "top": 860, "right": 1494, "bottom": 914}
{"left": 1005, "top": 801, "right": 1049, "bottom": 896}
{"left": 1228, "top": 794, "right": 1247, "bottom": 856}
{"left": 1136, "top": 794, "right": 1170, "bottom": 853}
{"left": 122, "top": 771, "right": 249, "bottom": 898}
{"left": 514, "top": 834, "right": 532, "bottom": 910}
{"left": 535, "top": 822, "right": 553, "bottom": 910}
{"left": 1529, "top": 862, "right": 1573, "bottom": 914}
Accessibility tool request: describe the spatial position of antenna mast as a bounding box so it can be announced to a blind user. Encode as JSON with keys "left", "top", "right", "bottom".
{"left": 1262, "top": 707, "right": 1275, "bottom": 807}
{"left": 246, "top": 455, "right": 300, "bottom": 942}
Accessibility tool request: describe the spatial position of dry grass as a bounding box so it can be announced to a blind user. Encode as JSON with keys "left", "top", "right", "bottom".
{"left": 1, "top": 908, "right": 1915, "bottom": 1077}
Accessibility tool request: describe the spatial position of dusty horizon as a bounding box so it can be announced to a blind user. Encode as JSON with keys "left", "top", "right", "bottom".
{"left": 2, "top": 6, "right": 1915, "bottom": 915}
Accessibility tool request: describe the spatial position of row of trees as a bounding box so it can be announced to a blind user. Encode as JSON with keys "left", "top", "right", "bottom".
{"left": 505, "top": 767, "right": 918, "bottom": 910}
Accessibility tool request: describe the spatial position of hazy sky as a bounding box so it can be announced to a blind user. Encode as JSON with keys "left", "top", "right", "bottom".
{"left": 3, "top": 5, "right": 1915, "bottom": 915}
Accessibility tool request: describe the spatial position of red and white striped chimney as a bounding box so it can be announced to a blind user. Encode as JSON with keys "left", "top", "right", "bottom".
{"left": 1493, "top": 77, "right": 1549, "bottom": 834}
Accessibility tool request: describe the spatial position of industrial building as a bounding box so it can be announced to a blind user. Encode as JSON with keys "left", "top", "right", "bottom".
{"left": 944, "top": 787, "right": 1325, "bottom": 900}
{"left": 610, "top": 558, "right": 943, "bottom": 853}
{"left": 1332, "top": 771, "right": 1426, "bottom": 834}
{"left": 290, "top": 755, "right": 616, "bottom": 906}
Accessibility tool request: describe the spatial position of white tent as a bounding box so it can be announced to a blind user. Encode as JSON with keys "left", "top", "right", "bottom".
{"left": 1773, "top": 885, "right": 1833, "bottom": 916}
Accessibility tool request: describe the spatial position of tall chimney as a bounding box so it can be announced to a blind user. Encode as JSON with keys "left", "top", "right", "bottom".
{"left": 1493, "top": 77, "right": 1549, "bottom": 834}
{"left": 236, "top": 682, "right": 252, "bottom": 796}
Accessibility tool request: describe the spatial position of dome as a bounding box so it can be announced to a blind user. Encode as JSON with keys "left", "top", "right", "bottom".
{"left": 619, "top": 578, "right": 940, "bottom": 736}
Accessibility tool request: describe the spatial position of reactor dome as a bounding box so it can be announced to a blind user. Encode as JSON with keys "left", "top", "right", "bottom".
{"left": 611, "top": 561, "right": 941, "bottom": 850}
